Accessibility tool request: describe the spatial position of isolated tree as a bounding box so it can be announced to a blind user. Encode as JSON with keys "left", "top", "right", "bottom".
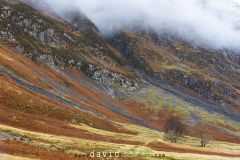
{"left": 194, "top": 124, "right": 213, "bottom": 147}
{"left": 164, "top": 116, "right": 186, "bottom": 143}
{"left": 198, "top": 128, "right": 212, "bottom": 147}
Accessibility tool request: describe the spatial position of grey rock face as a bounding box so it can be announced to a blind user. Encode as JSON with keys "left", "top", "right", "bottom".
{"left": 184, "top": 76, "right": 211, "bottom": 98}
{"left": 0, "top": 130, "right": 28, "bottom": 142}
{"left": 36, "top": 54, "right": 55, "bottom": 66}
{"left": 63, "top": 10, "right": 99, "bottom": 35}
{"left": 84, "top": 64, "right": 139, "bottom": 91}
{"left": 161, "top": 70, "right": 212, "bottom": 98}
{"left": 212, "top": 82, "right": 240, "bottom": 100}
{"left": 110, "top": 34, "right": 154, "bottom": 76}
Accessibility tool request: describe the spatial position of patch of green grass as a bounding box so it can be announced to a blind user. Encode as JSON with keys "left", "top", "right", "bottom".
{"left": 109, "top": 83, "right": 122, "bottom": 89}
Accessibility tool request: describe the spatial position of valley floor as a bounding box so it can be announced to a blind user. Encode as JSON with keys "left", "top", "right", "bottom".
{"left": 0, "top": 123, "right": 240, "bottom": 160}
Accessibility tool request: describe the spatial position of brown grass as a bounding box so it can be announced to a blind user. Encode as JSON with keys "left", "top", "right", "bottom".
{"left": 147, "top": 141, "right": 240, "bottom": 158}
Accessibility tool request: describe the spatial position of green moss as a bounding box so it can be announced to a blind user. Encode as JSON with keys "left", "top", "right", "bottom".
{"left": 109, "top": 83, "right": 121, "bottom": 89}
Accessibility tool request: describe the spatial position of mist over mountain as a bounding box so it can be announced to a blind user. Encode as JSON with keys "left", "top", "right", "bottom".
{"left": 1, "top": 0, "right": 240, "bottom": 158}
{"left": 23, "top": 0, "right": 240, "bottom": 51}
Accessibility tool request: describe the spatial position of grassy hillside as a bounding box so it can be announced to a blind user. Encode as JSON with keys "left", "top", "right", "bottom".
{"left": 0, "top": 35, "right": 239, "bottom": 160}
{"left": 0, "top": 0, "right": 240, "bottom": 160}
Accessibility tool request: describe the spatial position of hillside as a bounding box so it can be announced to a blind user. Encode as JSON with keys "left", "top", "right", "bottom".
{"left": 0, "top": 0, "right": 240, "bottom": 160}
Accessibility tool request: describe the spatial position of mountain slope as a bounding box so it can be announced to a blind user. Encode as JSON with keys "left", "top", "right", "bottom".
{"left": 0, "top": 0, "right": 139, "bottom": 90}
{"left": 0, "top": 0, "right": 240, "bottom": 160}
{"left": 110, "top": 31, "right": 240, "bottom": 118}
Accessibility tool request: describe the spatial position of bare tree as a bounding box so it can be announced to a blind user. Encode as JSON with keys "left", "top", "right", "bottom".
{"left": 199, "top": 130, "right": 212, "bottom": 147}
{"left": 164, "top": 116, "right": 186, "bottom": 143}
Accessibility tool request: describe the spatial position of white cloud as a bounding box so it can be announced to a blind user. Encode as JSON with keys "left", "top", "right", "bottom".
{"left": 26, "top": 0, "right": 240, "bottom": 51}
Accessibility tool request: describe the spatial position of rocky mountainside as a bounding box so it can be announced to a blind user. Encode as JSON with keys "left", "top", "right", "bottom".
{"left": 110, "top": 31, "right": 240, "bottom": 115}
{"left": 0, "top": 0, "right": 239, "bottom": 125}
{"left": 0, "top": 0, "right": 240, "bottom": 159}
{"left": 0, "top": 0, "right": 140, "bottom": 90}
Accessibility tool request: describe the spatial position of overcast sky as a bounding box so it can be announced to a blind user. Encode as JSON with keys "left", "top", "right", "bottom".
{"left": 26, "top": 0, "right": 240, "bottom": 51}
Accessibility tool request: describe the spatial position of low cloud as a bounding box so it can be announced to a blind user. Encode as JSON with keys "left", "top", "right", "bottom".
{"left": 25, "top": 0, "right": 240, "bottom": 51}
